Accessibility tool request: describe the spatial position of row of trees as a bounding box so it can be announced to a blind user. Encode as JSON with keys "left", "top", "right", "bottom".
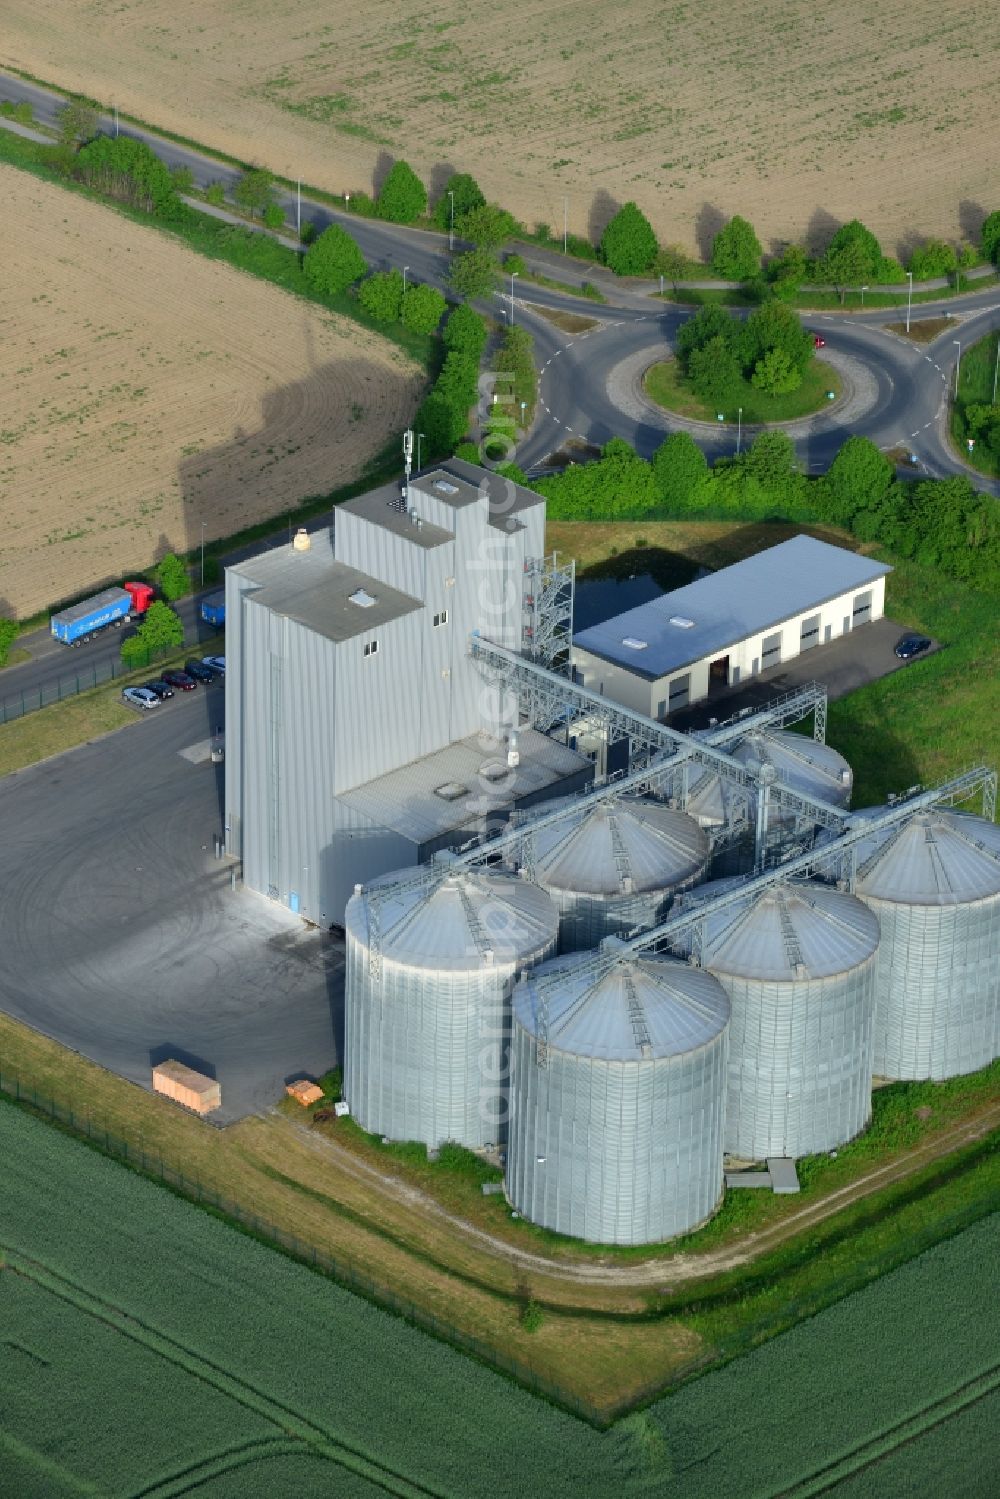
{"left": 516, "top": 432, "right": 1000, "bottom": 592}
{"left": 414, "top": 306, "right": 488, "bottom": 457}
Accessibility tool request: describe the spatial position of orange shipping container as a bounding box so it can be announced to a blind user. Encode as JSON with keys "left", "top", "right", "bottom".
{"left": 286, "top": 1079, "right": 324, "bottom": 1107}
{"left": 152, "top": 1060, "right": 221, "bottom": 1115}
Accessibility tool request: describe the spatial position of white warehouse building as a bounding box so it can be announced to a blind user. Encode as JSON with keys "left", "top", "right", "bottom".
{"left": 572, "top": 536, "right": 892, "bottom": 718}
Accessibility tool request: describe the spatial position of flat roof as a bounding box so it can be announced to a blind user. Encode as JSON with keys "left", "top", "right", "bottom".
{"left": 337, "top": 730, "right": 590, "bottom": 845}
{"left": 338, "top": 481, "right": 455, "bottom": 550}
{"left": 444, "top": 456, "right": 546, "bottom": 518}
{"left": 232, "top": 533, "right": 422, "bottom": 643}
{"left": 573, "top": 536, "right": 892, "bottom": 681}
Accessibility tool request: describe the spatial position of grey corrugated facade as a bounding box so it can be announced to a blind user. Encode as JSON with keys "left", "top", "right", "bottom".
{"left": 344, "top": 869, "right": 559, "bottom": 1148}
{"left": 225, "top": 461, "right": 567, "bottom": 924}
{"left": 850, "top": 810, "right": 1000, "bottom": 1080}
{"left": 506, "top": 954, "right": 730, "bottom": 1244}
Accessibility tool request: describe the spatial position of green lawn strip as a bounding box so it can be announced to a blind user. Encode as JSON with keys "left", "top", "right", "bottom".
{"left": 0, "top": 634, "right": 223, "bottom": 776}
{"left": 948, "top": 327, "right": 1000, "bottom": 478}
{"left": 519, "top": 269, "right": 606, "bottom": 302}
{"left": 651, "top": 277, "right": 1000, "bottom": 309}
{"left": 643, "top": 356, "right": 840, "bottom": 423}
{"left": 639, "top": 1213, "right": 1000, "bottom": 1499}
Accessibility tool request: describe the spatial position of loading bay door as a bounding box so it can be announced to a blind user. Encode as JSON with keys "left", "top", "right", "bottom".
{"left": 799, "top": 613, "right": 821, "bottom": 651}
{"left": 762, "top": 631, "right": 782, "bottom": 668}
{"left": 852, "top": 590, "right": 873, "bottom": 626}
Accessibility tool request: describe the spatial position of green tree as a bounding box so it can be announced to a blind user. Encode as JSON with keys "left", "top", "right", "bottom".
{"left": 154, "top": 552, "right": 190, "bottom": 601}
{"left": 433, "top": 172, "right": 485, "bottom": 232}
{"left": 818, "top": 240, "right": 870, "bottom": 304}
{"left": 449, "top": 247, "right": 497, "bottom": 300}
{"left": 688, "top": 335, "right": 741, "bottom": 407}
{"left": 170, "top": 165, "right": 195, "bottom": 194}
{"left": 56, "top": 99, "right": 99, "bottom": 149}
{"left": 651, "top": 431, "right": 709, "bottom": 509}
{"left": 981, "top": 210, "right": 1000, "bottom": 264}
{"left": 75, "top": 137, "right": 181, "bottom": 218}
{"left": 600, "top": 201, "right": 658, "bottom": 275}
{"left": 233, "top": 166, "right": 275, "bottom": 220}
{"left": 0, "top": 617, "right": 18, "bottom": 668}
{"left": 376, "top": 160, "right": 427, "bottom": 224}
{"left": 458, "top": 202, "right": 518, "bottom": 249}
{"left": 676, "top": 305, "right": 740, "bottom": 367}
{"left": 262, "top": 202, "right": 285, "bottom": 231}
{"left": 442, "top": 303, "right": 487, "bottom": 356}
{"left": 205, "top": 181, "right": 226, "bottom": 207}
{"left": 740, "top": 302, "right": 813, "bottom": 377}
{"left": 504, "top": 253, "right": 526, "bottom": 275}
{"left": 401, "top": 283, "right": 447, "bottom": 334}
{"left": 751, "top": 348, "right": 802, "bottom": 395}
{"left": 825, "top": 436, "right": 893, "bottom": 524}
{"left": 653, "top": 244, "right": 691, "bottom": 292}
{"left": 710, "top": 215, "right": 762, "bottom": 281}
{"left": 358, "top": 269, "right": 404, "bottom": 321}
{"left": 740, "top": 430, "right": 799, "bottom": 494}
{"left": 768, "top": 242, "right": 809, "bottom": 296}
{"left": 908, "top": 239, "right": 958, "bottom": 279}
{"left": 826, "top": 219, "right": 882, "bottom": 279}
{"left": 303, "top": 224, "right": 367, "bottom": 295}
{"left": 122, "top": 601, "right": 183, "bottom": 664}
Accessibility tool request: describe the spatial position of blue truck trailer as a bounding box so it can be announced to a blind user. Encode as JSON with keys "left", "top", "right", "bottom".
{"left": 50, "top": 587, "right": 133, "bottom": 645}
{"left": 200, "top": 591, "right": 226, "bottom": 627}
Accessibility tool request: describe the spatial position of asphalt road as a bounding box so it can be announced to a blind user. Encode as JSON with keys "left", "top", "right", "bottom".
{"left": 0, "top": 684, "right": 341, "bottom": 1120}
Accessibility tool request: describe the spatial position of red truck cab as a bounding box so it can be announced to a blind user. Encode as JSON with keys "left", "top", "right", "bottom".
{"left": 123, "top": 581, "right": 155, "bottom": 616}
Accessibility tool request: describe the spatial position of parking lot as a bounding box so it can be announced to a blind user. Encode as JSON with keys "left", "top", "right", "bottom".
{"left": 0, "top": 683, "right": 340, "bottom": 1122}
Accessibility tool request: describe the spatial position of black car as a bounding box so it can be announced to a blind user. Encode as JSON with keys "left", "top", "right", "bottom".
{"left": 894, "top": 634, "right": 931, "bottom": 660}
{"left": 162, "top": 669, "right": 197, "bottom": 691}
{"left": 143, "top": 679, "right": 174, "bottom": 700}
{"left": 184, "top": 659, "right": 217, "bottom": 683}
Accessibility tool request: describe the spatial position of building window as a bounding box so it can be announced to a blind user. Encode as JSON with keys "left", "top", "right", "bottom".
{"left": 433, "top": 610, "right": 449, "bottom": 628}
{"left": 363, "top": 640, "right": 379, "bottom": 658}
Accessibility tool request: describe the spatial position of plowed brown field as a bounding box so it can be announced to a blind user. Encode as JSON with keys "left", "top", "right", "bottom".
{"left": 0, "top": 166, "right": 422, "bottom": 618}
{"left": 4, "top": 1, "right": 998, "bottom": 258}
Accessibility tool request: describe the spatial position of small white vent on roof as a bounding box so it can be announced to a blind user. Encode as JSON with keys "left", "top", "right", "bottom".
{"left": 669, "top": 615, "right": 695, "bottom": 629}
{"left": 434, "top": 782, "right": 468, "bottom": 801}
{"left": 349, "top": 588, "right": 377, "bottom": 608}
{"left": 622, "top": 636, "right": 648, "bottom": 650}
{"left": 433, "top": 480, "right": 459, "bottom": 495}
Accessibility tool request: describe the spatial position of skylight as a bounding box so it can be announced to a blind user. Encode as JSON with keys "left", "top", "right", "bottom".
{"left": 669, "top": 616, "right": 695, "bottom": 629}
{"left": 433, "top": 480, "right": 459, "bottom": 495}
{"left": 349, "top": 588, "right": 376, "bottom": 608}
{"left": 622, "top": 636, "right": 648, "bottom": 650}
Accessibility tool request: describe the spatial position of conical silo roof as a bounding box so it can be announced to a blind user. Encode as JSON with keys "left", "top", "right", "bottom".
{"left": 530, "top": 796, "right": 708, "bottom": 896}
{"left": 732, "top": 730, "right": 853, "bottom": 807}
{"left": 851, "top": 808, "right": 1000, "bottom": 906}
{"left": 514, "top": 952, "right": 730, "bottom": 1061}
{"left": 347, "top": 866, "right": 558, "bottom": 971}
{"left": 699, "top": 879, "right": 879, "bottom": 981}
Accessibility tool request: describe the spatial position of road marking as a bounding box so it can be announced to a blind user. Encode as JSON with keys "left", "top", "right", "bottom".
{"left": 179, "top": 739, "right": 213, "bottom": 764}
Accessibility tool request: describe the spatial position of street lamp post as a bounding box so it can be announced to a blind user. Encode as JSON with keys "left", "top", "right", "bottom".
{"left": 510, "top": 269, "right": 519, "bottom": 326}
{"left": 563, "top": 196, "right": 568, "bottom": 255}
{"left": 861, "top": 284, "right": 868, "bottom": 308}
{"left": 345, "top": 192, "right": 351, "bottom": 212}
{"left": 906, "top": 272, "right": 914, "bottom": 334}
{"left": 417, "top": 432, "right": 426, "bottom": 469}
{"left": 296, "top": 179, "right": 301, "bottom": 239}
{"left": 737, "top": 407, "right": 743, "bottom": 456}
{"left": 993, "top": 334, "right": 1000, "bottom": 404}
{"left": 403, "top": 265, "right": 409, "bottom": 294}
{"left": 520, "top": 399, "right": 527, "bottom": 430}
{"left": 448, "top": 190, "right": 455, "bottom": 252}
{"left": 953, "top": 340, "right": 962, "bottom": 398}
{"left": 113, "top": 104, "right": 119, "bottom": 138}
{"left": 200, "top": 521, "right": 206, "bottom": 587}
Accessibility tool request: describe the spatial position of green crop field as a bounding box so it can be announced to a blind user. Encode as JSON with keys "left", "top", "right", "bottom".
{"left": 2, "top": 1098, "right": 998, "bottom": 1497}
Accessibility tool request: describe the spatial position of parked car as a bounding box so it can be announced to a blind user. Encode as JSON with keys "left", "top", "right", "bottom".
{"left": 162, "top": 669, "right": 197, "bottom": 691}
{"left": 122, "top": 686, "right": 160, "bottom": 710}
{"left": 894, "top": 634, "right": 931, "bottom": 660}
{"left": 202, "top": 655, "right": 226, "bottom": 675}
{"left": 143, "top": 680, "right": 174, "bottom": 700}
{"left": 812, "top": 333, "right": 826, "bottom": 349}
{"left": 184, "top": 659, "right": 216, "bottom": 683}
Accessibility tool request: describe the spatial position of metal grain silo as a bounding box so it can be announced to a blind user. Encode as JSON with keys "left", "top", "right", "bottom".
{"left": 849, "top": 809, "right": 1000, "bottom": 1080}
{"left": 688, "top": 879, "right": 880, "bottom": 1159}
{"left": 506, "top": 948, "right": 730, "bottom": 1244}
{"left": 732, "top": 730, "right": 853, "bottom": 830}
{"left": 344, "top": 866, "right": 558, "bottom": 1150}
{"left": 526, "top": 795, "right": 710, "bottom": 951}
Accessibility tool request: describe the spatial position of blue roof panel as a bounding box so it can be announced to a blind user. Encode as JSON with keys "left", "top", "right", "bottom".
{"left": 572, "top": 536, "right": 891, "bottom": 680}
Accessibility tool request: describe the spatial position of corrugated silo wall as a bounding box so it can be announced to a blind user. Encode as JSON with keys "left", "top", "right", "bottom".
{"left": 550, "top": 860, "right": 710, "bottom": 954}
{"left": 718, "top": 954, "right": 878, "bottom": 1159}
{"left": 863, "top": 895, "right": 1000, "bottom": 1080}
{"left": 345, "top": 927, "right": 556, "bottom": 1150}
{"left": 506, "top": 1027, "right": 728, "bottom": 1245}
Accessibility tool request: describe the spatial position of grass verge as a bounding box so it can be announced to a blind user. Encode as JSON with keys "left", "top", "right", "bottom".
{"left": 948, "top": 328, "right": 1000, "bottom": 479}
{"left": 884, "top": 315, "right": 958, "bottom": 343}
{"left": 643, "top": 357, "right": 841, "bottom": 423}
{"left": 519, "top": 269, "right": 607, "bottom": 302}
{"left": 531, "top": 306, "right": 601, "bottom": 334}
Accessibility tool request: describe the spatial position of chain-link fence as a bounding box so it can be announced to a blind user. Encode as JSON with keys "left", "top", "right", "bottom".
{"left": 0, "top": 643, "right": 195, "bottom": 724}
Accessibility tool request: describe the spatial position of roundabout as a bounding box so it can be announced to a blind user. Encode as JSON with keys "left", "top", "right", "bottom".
{"left": 641, "top": 355, "right": 841, "bottom": 426}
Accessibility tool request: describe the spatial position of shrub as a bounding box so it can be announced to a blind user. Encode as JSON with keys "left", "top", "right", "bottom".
{"left": 981, "top": 210, "right": 1000, "bottom": 265}
{"left": 442, "top": 304, "right": 488, "bottom": 358}
{"left": 520, "top": 1301, "right": 545, "bottom": 1333}
{"left": 599, "top": 201, "right": 658, "bottom": 276}
{"left": 0, "top": 100, "right": 34, "bottom": 126}
{"left": 376, "top": 160, "right": 427, "bottom": 224}
{"left": 233, "top": 166, "right": 275, "bottom": 220}
{"left": 0, "top": 617, "right": 18, "bottom": 667}
{"left": 153, "top": 552, "right": 190, "bottom": 602}
{"left": 652, "top": 432, "right": 709, "bottom": 510}
{"left": 711, "top": 215, "right": 762, "bottom": 281}
{"left": 433, "top": 171, "right": 485, "bottom": 231}
{"left": 75, "top": 137, "right": 181, "bottom": 218}
{"left": 56, "top": 99, "right": 99, "bottom": 149}
{"left": 205, "top": 181, "right": 226, "bottom": 207}
{"left": 494, "top": 326, "right": 537, "bottom": 418}
{"left": 358, "top": 269, "right": 405, "bottom": 322}
{"left": 170, "top": 165, "right": 194, "bottom": 194}
{"left": 907, "top": 239, "right": 958, "bottom": 280}
{"left": 262, "top": 202, "right": 285, "bottom": 231}
{"left": 504, "top": 253, "right": 527, "bottom": 275}
{"left": 401, "top": 283, "right": 447, "bottom": 334}
{"left": 751, "top": 349, "right": 802, "bottom": 395}
{"left": 449, "top": 247, "right": 497, "bottom": 300}
{"left": 458, "top": 203, "right": 518, "bottom": 249}
{"left": 303, "top": 224, "right": 367, "bottom": 296}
